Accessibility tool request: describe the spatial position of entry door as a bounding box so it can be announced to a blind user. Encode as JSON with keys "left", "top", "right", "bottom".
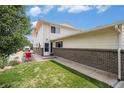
{"left": 50, "top": 42, "right": 53, "bottom": 53}
{"left": 44, "top": 43, "right": 49, "bottom": 56}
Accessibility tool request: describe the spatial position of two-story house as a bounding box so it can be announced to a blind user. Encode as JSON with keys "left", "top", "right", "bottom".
{"left": 32, "top": 20, "right": 124, "bottom": 80}
{"left": 32, "top": 20, "right": 81, "bottom": 56}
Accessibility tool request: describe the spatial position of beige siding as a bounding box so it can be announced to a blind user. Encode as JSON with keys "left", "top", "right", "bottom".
{"left": 40, "top": 23, "right": 80, "bottom": 42}
{"left": 50, "top": 26, "right": 80, "bottom": 40}
{"left": 42, "top": 23, "right": 51, "bottom": 43}
{"left": 33, "top": 24, "right": 44, "bottom": 48}
{"left": 33, "top": 21, "right": 81, "bottom": 49}
{"left": 42, "top": 23, "right": 80, "bottom": 40}
{"left": 53, "top": 27, "right": 118, "bottom": 49}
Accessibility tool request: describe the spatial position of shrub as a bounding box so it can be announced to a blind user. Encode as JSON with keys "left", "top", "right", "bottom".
{"left": 0, "top": 55, "right": 7, "bottom": 69}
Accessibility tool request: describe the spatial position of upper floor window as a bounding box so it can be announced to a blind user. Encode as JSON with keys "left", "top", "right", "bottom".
{"left": 51, "top": 26, "right": 56, "bottom": 33}
{"left": 51, "top": 26, "right": 60, "bottom": 34}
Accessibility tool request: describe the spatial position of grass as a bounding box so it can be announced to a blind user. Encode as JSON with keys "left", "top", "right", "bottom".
{"left": 0, "top": 60, "right": 112, "bottom": 88}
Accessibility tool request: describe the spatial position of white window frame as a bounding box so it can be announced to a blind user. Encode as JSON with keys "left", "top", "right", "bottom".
{"left": 51, "top": 25, "right": 60, "bottom": 34}
{"left": 55, "top": 41, "right": 63, "bottom": 48}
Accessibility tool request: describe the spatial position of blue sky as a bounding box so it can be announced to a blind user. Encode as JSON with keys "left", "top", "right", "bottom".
{"left": 26, "top": 5, "right": 124, "bottom": 41}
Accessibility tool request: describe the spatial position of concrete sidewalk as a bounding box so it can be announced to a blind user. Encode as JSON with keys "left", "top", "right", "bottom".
{"left": 31, "top": 53, "right": 45, "bottom": 61}
{"left": 53, "top": 57, "right": 118, "bottom": 87}
{"left": 31, "top": 53, "right": 55, "bottom": 61}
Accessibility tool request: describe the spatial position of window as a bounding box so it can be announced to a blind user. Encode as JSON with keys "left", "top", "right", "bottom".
{"left": 56, "top": 41, "right": 63, "bottom": 48}
{"left": 51, "top": 26, "right": 60, "bottom": 34}
{"left": 51, "top": 26, "right": 56, "bottom": 33}
{"left": 56, "top": 27, "right": 60, "bottom": 34}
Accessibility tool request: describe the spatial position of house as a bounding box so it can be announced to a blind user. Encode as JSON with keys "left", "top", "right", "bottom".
{"left": 51, "top": 21, "right": 124, "bottom": 81}
{"left": 32, "top": 20, "right": 81, "bottom": 56}
{"left": 32, "top": 20, "right": 124, "bottom": 80}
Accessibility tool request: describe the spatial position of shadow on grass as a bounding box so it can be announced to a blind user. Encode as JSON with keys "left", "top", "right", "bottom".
{"left": 50, "top": 60, "right": 112, "bottom": 88}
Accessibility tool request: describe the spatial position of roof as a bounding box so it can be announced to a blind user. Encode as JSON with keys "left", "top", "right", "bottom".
{"left": 32, "top": 20, "right": 82, "bottom": 37}
{"left": 37, "top": 20, "right": 82, "bottom": 31}
{"left": 51, "top": 20, "right": 124, "bottom": 41}
{"left": 59, "top": 23, "right": 74, "bottom": 28}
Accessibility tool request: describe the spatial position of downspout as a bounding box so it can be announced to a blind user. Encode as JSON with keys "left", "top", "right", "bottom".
{"left": 115, "top": 25, "right": 121, "bottom": 80}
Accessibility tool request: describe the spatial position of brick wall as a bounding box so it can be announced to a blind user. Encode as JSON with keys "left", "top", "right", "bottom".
{"left": 53, "top": 48, "right": 124, "bottom": 80}
{"left": 33, "top": 48, "right": 43, "bottom": 56}
{"left": 121, "top": 51, "right": 124, "bottom": 80}
{"left": 53, "top": 48, "right": 118, "bottom": 74}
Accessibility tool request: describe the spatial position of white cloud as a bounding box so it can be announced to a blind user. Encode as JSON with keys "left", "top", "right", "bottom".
{"left": 42, "top": 5, "right": 54, "bottom": 14}
{"left": 29, "top": 6, "right": 41, "bottom": 16}
{"left": 29, "top": 5, "right": 111, "bottom": 17}
{"left": 58, "top": 6, "right": 71, "bottom": 12}
{"left": 96, "top": 5, "right": 111, "bottom": 13}
{"left": 29, "top": 6, "right": 54, "bottom": 16}
{"left": 31, "top": 21, "right": 37, "bottom": 28}
{"left": 57, "top": 5, "right": 111, "bottom": 14}
{"left": 58, "top": 5, "right": 92, "bottom": 13}
{"left": 68, "top": 6, "right": 92, "bottom": 13}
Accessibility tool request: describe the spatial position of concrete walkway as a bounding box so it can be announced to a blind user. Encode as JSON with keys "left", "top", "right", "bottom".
{"left": 31, "top": 53, "right": 45, "bottom": 61}
{"left": 53, "top": 57, "right": 118, "bottom": 87}
{"left": 31, "top": 53, "right": 55, "bottom": 61}
{"left": 114, "top": 81, "right": 124, "bottom": 88}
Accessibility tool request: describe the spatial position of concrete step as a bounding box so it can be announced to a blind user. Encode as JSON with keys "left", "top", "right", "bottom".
{"left": 114, "top": 81, "right": 124, "bottom": 88}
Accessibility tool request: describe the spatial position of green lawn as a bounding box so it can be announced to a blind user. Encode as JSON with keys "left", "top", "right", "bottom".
{"left": 0, "top": 60, "right": 111, "bottom": 88}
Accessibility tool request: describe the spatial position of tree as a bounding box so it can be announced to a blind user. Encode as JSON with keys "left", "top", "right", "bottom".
{"left": 0, "top": 6, "right": 31, "bottom": 68}
{"left": 0, "top": 5, "right": 31, "bottom": 55}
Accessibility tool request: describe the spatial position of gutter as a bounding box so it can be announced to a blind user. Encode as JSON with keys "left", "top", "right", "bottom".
{"left": 115, "top": 25, "right": 122, "bottom": 80}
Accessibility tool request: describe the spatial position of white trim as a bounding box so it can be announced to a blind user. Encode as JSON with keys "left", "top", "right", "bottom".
{"left": 118, "top": 48, "right": 121, "bottom": 80}
{"left": 44, "top": 42, "right": 50, "bottom": 56}
{"left": 42, "top": 23, "right": 45, "bottom": 56}
{"left": 115, "top": 24, "right": 122, "bottom": 80}
{"left": 39, "top": 20, "right": 81, "bottom": 31}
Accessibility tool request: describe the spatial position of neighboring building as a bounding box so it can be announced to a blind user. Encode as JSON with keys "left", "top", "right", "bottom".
{"left": 51, "top": 21, "right": 124, "bottom": 80}
{"left": 32, "top": 20, "right": 81, "bottom": 56}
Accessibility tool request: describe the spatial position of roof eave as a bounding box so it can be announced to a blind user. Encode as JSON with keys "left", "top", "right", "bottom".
{"left": 51, "top": 25, "right": 116, "bottom": 41}
{"left": 39, "top": 20, "right": 82, "bottom": 32}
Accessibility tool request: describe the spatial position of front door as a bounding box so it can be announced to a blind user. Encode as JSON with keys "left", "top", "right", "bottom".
{"left": 44, "top": 43, "right": 49, "bottom": 56}
{"left": 50, "top": 42, "right": 53, "bottom": 53}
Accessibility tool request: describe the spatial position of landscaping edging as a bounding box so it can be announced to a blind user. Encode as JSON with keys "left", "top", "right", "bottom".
{"left": 0, "top": 66, "right": 12, "bottom": 72}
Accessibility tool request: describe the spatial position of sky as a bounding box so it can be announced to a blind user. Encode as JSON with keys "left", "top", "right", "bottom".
{"left": 26, "top": 5, "right": 124, "bottom": 41}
